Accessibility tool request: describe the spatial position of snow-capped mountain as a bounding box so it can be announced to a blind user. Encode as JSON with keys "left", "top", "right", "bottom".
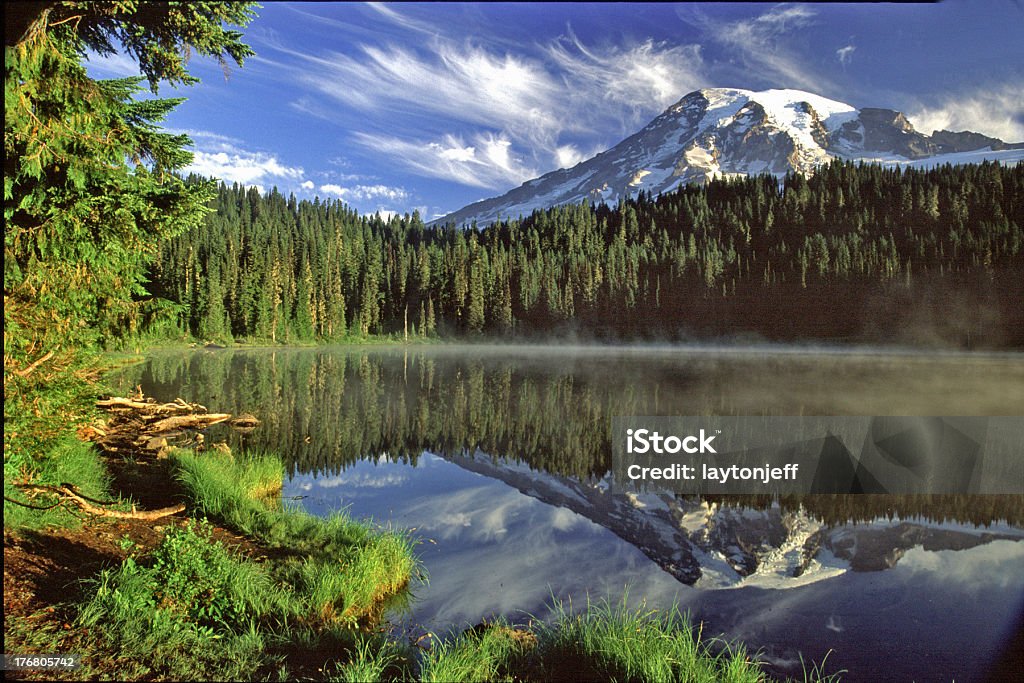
{"left": 436, "top": 87, "right": 1024, "bottom": 226}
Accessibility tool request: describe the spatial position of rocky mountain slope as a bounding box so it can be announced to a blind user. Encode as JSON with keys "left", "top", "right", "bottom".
{"left": 437, "top": 87, "right": 1024, "bottom": 226}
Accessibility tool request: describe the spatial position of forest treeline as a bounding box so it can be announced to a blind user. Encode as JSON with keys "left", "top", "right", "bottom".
{"left": 150, "top": 160, "right": 1024, "bottom": 347}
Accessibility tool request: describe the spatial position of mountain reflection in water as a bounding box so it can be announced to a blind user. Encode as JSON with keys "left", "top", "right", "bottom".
{"left": 111, "top": 345, "right": 1024, "bottom": 682}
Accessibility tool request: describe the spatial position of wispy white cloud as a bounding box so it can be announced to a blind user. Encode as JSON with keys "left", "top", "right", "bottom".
{"left": 688, "top": 4, "right": 828, "bottom": 93}
{"left": 173, "top": 129, "right": 248, "bottom": 152}
{"left": 286, "top": 40, "right": 561, "bottom": 140}
{"left": 268, "top": 9, "right": 705, "bottom": 189}
{"left": 905, "top": 83, "right": 1024, "bottom": 141}
{"left": 83, "top": 50, "right": 140, "bottom": 78}
{"left": 836, "top": 44, "right": 856, "bottom": 66}
{"left": 546, "top": 30, "right": 705, "bottom": 120}
{"left": 317, "top": 183, "right": 409, "bottom": 202}
{"left": 354, "top": 131, "right": 539, "bottom": 189}
{"left": 364, "top": 2, "right": 439, "bottom": 36}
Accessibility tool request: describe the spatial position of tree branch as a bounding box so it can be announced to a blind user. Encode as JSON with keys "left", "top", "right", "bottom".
{"left": 15, "top": 349, "right": 55, "bottom": 378}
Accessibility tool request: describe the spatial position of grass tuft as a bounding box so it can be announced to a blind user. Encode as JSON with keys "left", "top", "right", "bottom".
{"left": 532, "top": 595, "right": 767, "bottom": 683}
{"left": 169, "top": 448, "right": 417, "bottom": 623}
{"left": 419, "top": 621, "right": 535, "bottom": 683}
{"left": 327, "top": 635, "right": 412, "bottom": 682}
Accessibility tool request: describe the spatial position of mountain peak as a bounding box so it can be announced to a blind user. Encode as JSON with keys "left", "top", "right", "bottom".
{"left": 435, "top": 87, "right": 1023, "bottom": 227}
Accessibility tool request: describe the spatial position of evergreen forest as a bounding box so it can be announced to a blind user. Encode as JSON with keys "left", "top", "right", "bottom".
{"left": 152, "top": 161, "right": 1024, "bottom": 348}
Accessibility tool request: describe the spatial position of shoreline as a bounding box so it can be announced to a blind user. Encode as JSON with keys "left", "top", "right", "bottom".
{"left": 4, "top": 384, "right": 813, "bottom": 681}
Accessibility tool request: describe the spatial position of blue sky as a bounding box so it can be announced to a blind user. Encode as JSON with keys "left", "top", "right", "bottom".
{"left": 85, "top": 2, "right": 1024, "bottom": 220}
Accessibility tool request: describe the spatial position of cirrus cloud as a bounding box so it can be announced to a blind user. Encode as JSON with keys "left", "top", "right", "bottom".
{"left": 266, "top": 6, "right": 706, "bottom": 190}
{"left": 683, "top": 4, "right": 829, "bottom": 93}
{"left": 354, "top": 131, "right": 539, "bottom": 189}
{"left": 545, "top": 30, "right": 705, "bottom": 121}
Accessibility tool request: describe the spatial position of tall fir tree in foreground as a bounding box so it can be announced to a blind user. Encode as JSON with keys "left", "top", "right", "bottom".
{"left": 4, "top": 2, "right": 256, "bottom": 504}
{"left": 4, "top": 1, "right": 256, "bottom": 364}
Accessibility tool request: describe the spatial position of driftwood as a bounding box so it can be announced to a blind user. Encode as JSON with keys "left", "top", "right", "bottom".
{"left": 95, "top": 396, "right": 208, "bottom": 414}
{"left": 8, "top": 391, "right": 259, "bottom": 521}
{"left": 15, "top": 349, "right": 55, "bottom": 378}
{"left": 92, "top": 389, "right": 245, "bottom": 458}
{"left": 149, "top": 413, "right": 231, "bottom": 433}
{"left": 12, "top": 483, "right": 185, "bottom": 520}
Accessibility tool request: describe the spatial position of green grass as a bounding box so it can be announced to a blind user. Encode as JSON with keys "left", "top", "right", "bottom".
{"left": 76, "top": 519, "right": 280, "bottom": 681}
{"left": 533, "top": 596, "right": 765, "bottom": 682}
{"left": 416, "top": 596, "right": 791, "bottom": 683}
{"left": 327, "top": 635, "right": 411, "bottom": 682}
{"left": 66, "top": 449, "right": 421, "bottom": 681}
{"left": 419, "top": 622, "right": 535, "bottom": 682}
{"left": 169, "top": 448, "right": 417, "bottom": 624}
{"left": 3, "top": 435, "right": 120, "bottom": 530}
{"left": 4, "top": 345, "right": 117, "bottom": 531}
{"left": 798, "top": 651, "right": 846, "bottom": 683}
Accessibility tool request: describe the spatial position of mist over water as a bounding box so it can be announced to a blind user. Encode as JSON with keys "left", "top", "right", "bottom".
{"left": 111, "top": 343, "right": 1024, "bottom": 682}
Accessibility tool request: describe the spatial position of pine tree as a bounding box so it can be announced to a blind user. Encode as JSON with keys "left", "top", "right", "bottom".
{"left": 5, "top": 1, "right": 256, "bottom": 357}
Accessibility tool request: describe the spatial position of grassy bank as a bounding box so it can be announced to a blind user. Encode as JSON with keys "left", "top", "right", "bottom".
{"left": 5, "top": 440, "right": 842, "bottom": 681}
{"left": 170, "top": 449, "right": 417, "bottom": 625}
{"left": 3, "top": 349, "right": 113, "bottom": 530}
{"left": 95, "top": 449, "right": 418, "bottom": 679}
{"left": 118, "top": 330, "right": 445, "bottom": 355}
{"left": 5, "top": 430, "right": 422, "bottom": 680}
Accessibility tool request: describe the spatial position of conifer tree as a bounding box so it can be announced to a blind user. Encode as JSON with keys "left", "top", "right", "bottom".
{"left": 5, "top": 1, "right": 256, "bottom": 357}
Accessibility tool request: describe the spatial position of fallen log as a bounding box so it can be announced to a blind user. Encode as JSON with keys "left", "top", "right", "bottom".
{"left": 149, "top": 413, "right": 231, "bottom": 433}
{"left": 93, "top": 391, "right": 237, "bottom": 458}
{"left": 96, "top": 397, "right": 202, "bottom": 415}
{"left": 13, "top": 484, "right": 185, "bottom": 520}
{"left": 95, "top": 397, "right": 156, "bottom": 410}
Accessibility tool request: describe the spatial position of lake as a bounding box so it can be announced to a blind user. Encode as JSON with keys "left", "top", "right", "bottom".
{"left": 110, "top": 344, "right": 1024, "bottom": 682}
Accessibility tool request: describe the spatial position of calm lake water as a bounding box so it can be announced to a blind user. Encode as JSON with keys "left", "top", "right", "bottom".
{"left": 111, "top": 344, "right": 1024, "bottom": 682}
